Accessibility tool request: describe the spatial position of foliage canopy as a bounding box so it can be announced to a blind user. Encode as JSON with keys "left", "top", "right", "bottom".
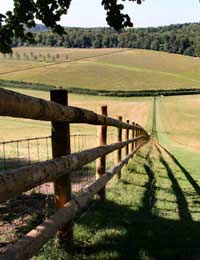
{"left": 0, "top": 0, "right": 142, "bottom": 53}
{"left": 12, "top": 23, "right": 200, "bottom": 57}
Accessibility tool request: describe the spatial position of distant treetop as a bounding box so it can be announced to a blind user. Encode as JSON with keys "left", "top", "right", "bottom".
{"left": 0, "top": 0, "right": 143, "bottom": 53}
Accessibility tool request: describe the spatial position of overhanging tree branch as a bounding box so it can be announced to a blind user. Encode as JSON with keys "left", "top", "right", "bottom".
{"left": 0, "top": 0, "right": 143, "bottom": 53}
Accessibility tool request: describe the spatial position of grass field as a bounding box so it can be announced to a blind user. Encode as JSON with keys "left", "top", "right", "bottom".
{"left": 155, "top": 95, "right": 200, "bottom": 183}
{"left": 32, "top": 141, "right": 200, "bottom": 260}
{"left": 157, "top": 95, "right": 200, "bottom": 151}
{"left": 0, "top": 48, "right": 200, "bottom": 90}
{"left": 1, "top": 48, "right": 200, "bottom": 259}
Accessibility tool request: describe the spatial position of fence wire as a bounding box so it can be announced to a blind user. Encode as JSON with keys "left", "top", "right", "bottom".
{"left": 0, "top": 134, "right": 99, "bottom": 170}
{"left": 0, "top": 136, "right": 51, "bottom": 170}
{"left": 0, "top": 132, "right": 119, "bottom": 254}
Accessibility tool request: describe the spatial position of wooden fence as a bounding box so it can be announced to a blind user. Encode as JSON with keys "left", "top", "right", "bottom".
{"left": 0, "top": 88, "right": 150, "bottom": 260}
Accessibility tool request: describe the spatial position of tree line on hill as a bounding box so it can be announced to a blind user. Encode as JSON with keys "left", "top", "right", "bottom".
{"left": 13, "top": 23, "right": 200, "bottom": 57}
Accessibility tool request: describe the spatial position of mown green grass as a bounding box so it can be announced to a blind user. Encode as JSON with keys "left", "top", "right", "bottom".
{"left": 156, "top": 95, "right": 200, "bottom": 183}
{"left": 157, "top": 95, "right": 200, "bottom": 149}
{"left": 32, "top": 141, "right": 200, "bottom": 260}
{"left": 1, "top": 48, "right": 200, "bottom": 90}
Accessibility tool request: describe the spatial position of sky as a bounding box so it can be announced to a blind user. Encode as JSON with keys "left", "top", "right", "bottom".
{"left": 1, "top": 0, "right": 200, "bottom": 28}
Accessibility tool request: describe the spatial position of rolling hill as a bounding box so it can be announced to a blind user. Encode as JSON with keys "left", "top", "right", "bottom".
{"left": 0, "top": 48, "right": 200, "bottom": 91}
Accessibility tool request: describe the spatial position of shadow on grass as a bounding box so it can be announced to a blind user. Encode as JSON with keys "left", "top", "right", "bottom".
{"left": 76, "top": 198, "right": 200, "bottom": 260}
{"left": 158, "top": 144, "right": 200, "bottom": 197}
{"left": 141, "top": 142, "right": 156, "bottom": 215}
{"left": 142, "top": 144, "right": 156, "bottom": 215}
{"left": 156, "top": 145, "right": 192, "bottom": 223}
{"left": 75, "top": 145, "right": 199, "bottom": 260}
{"left": 143, "top": 164, "right": 156, "bottom": 215}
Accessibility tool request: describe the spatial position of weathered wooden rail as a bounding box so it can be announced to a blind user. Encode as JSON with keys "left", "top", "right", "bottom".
{"left": 0, "top": 88, "right": 150, "bottom": 260}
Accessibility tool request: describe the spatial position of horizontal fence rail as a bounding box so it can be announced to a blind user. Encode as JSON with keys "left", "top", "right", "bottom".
{"left": 0, "top": 88, "right": 144, "bottom": 130}
{"left": 0, "top": 141, "right": 147, "bottom": 260}
{"left": 0, "top": 136, "right": 146, "bottom": 203}
{"left": 0, "top": 87, "right": 150, "bottom": 260}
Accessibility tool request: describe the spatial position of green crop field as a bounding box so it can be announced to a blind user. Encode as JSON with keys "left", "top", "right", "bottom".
{"left": 1, "top": 48, "right": 200, "bottom": 91}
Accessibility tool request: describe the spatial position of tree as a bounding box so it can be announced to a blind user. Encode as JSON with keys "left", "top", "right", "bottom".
{"left": 0, "top": 0, "right": 143, "bottom": 53}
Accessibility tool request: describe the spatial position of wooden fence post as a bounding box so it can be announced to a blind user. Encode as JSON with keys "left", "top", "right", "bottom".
{"left": 50, "top": 89, "right": 73, "bottom": 251}
{"left": 132, "top": 122, "right": 135, "bottom": 152}
{"left": 135, "top": 124, "right": 139, "bottom": 148}
{"left": 126, "top": 120, "right": 129, "bottom": 157}
{"left": 138, "top": 126, "right": 141, "bottom": 145}
{"left": 96, "top": 105, "right": 107, "bottom": 200}
{"left": 116, "top": 116, "right": 122, "bottom": 179}
{"left": 139, "top": 128, "right": 142, "bottom": 144}
{"left": 140, "top": 129, "right": 142, "bottom": 144}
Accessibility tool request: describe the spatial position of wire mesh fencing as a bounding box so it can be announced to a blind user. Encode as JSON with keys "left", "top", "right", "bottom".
{"left": 0, "top": 136, "right": 51, "bottom": 170}
{"left": 0, "top": 133, "right": 100, "bottom": 192}
{"left": 0, "top": 131, "right": 127, "bottom": 199}
{"left": 0, "top": 134, "right": 99, "bottom": 170}
{"left": 0, "top": 132, "right": 120, "bottom": 253}
{"left": 0, "top": 136, "right": 48, "bottom": 253}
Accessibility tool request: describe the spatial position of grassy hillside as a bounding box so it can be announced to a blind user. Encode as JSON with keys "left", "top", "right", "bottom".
{"left": 1, "top": 75, "right": 200, "bottom": 259}
{"left": 0, "top": 48, "right": 200, "bottom": 91}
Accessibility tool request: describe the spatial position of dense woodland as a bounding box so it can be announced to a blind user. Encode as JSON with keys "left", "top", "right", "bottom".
{"left": 13, "top": 23, "right": 200, "bottom": 57}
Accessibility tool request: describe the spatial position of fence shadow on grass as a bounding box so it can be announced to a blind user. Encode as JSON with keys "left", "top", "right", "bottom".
{"left": 156, "top": 145, "right": 193, "bottom": 223}
{"left": 141, "top": 142, "right": 156, "bottom": 215}
{"left": 75, "top": 144, "right": 200, "bottom": 260}
{"left": 76, "top": 198, "right": 200, "bottom": 260}
{"left": 143, "top": 163, "right": 156, "bottom": 215}
{"left": 158, "top": 144, "right": 200, "bottom": 197}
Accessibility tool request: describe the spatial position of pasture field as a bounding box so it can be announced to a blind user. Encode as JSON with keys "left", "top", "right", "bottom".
{"left": 155, "top": 95, "right": 200, "bottom": 189}
{"left": 157, "top": 95, "right": 200, "bottom": 151}
{"left": 0, "top": 48, "right": 200, "bottom": 90}
{"left": 1, "top": 48, "right": 200, "bottom": 259}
